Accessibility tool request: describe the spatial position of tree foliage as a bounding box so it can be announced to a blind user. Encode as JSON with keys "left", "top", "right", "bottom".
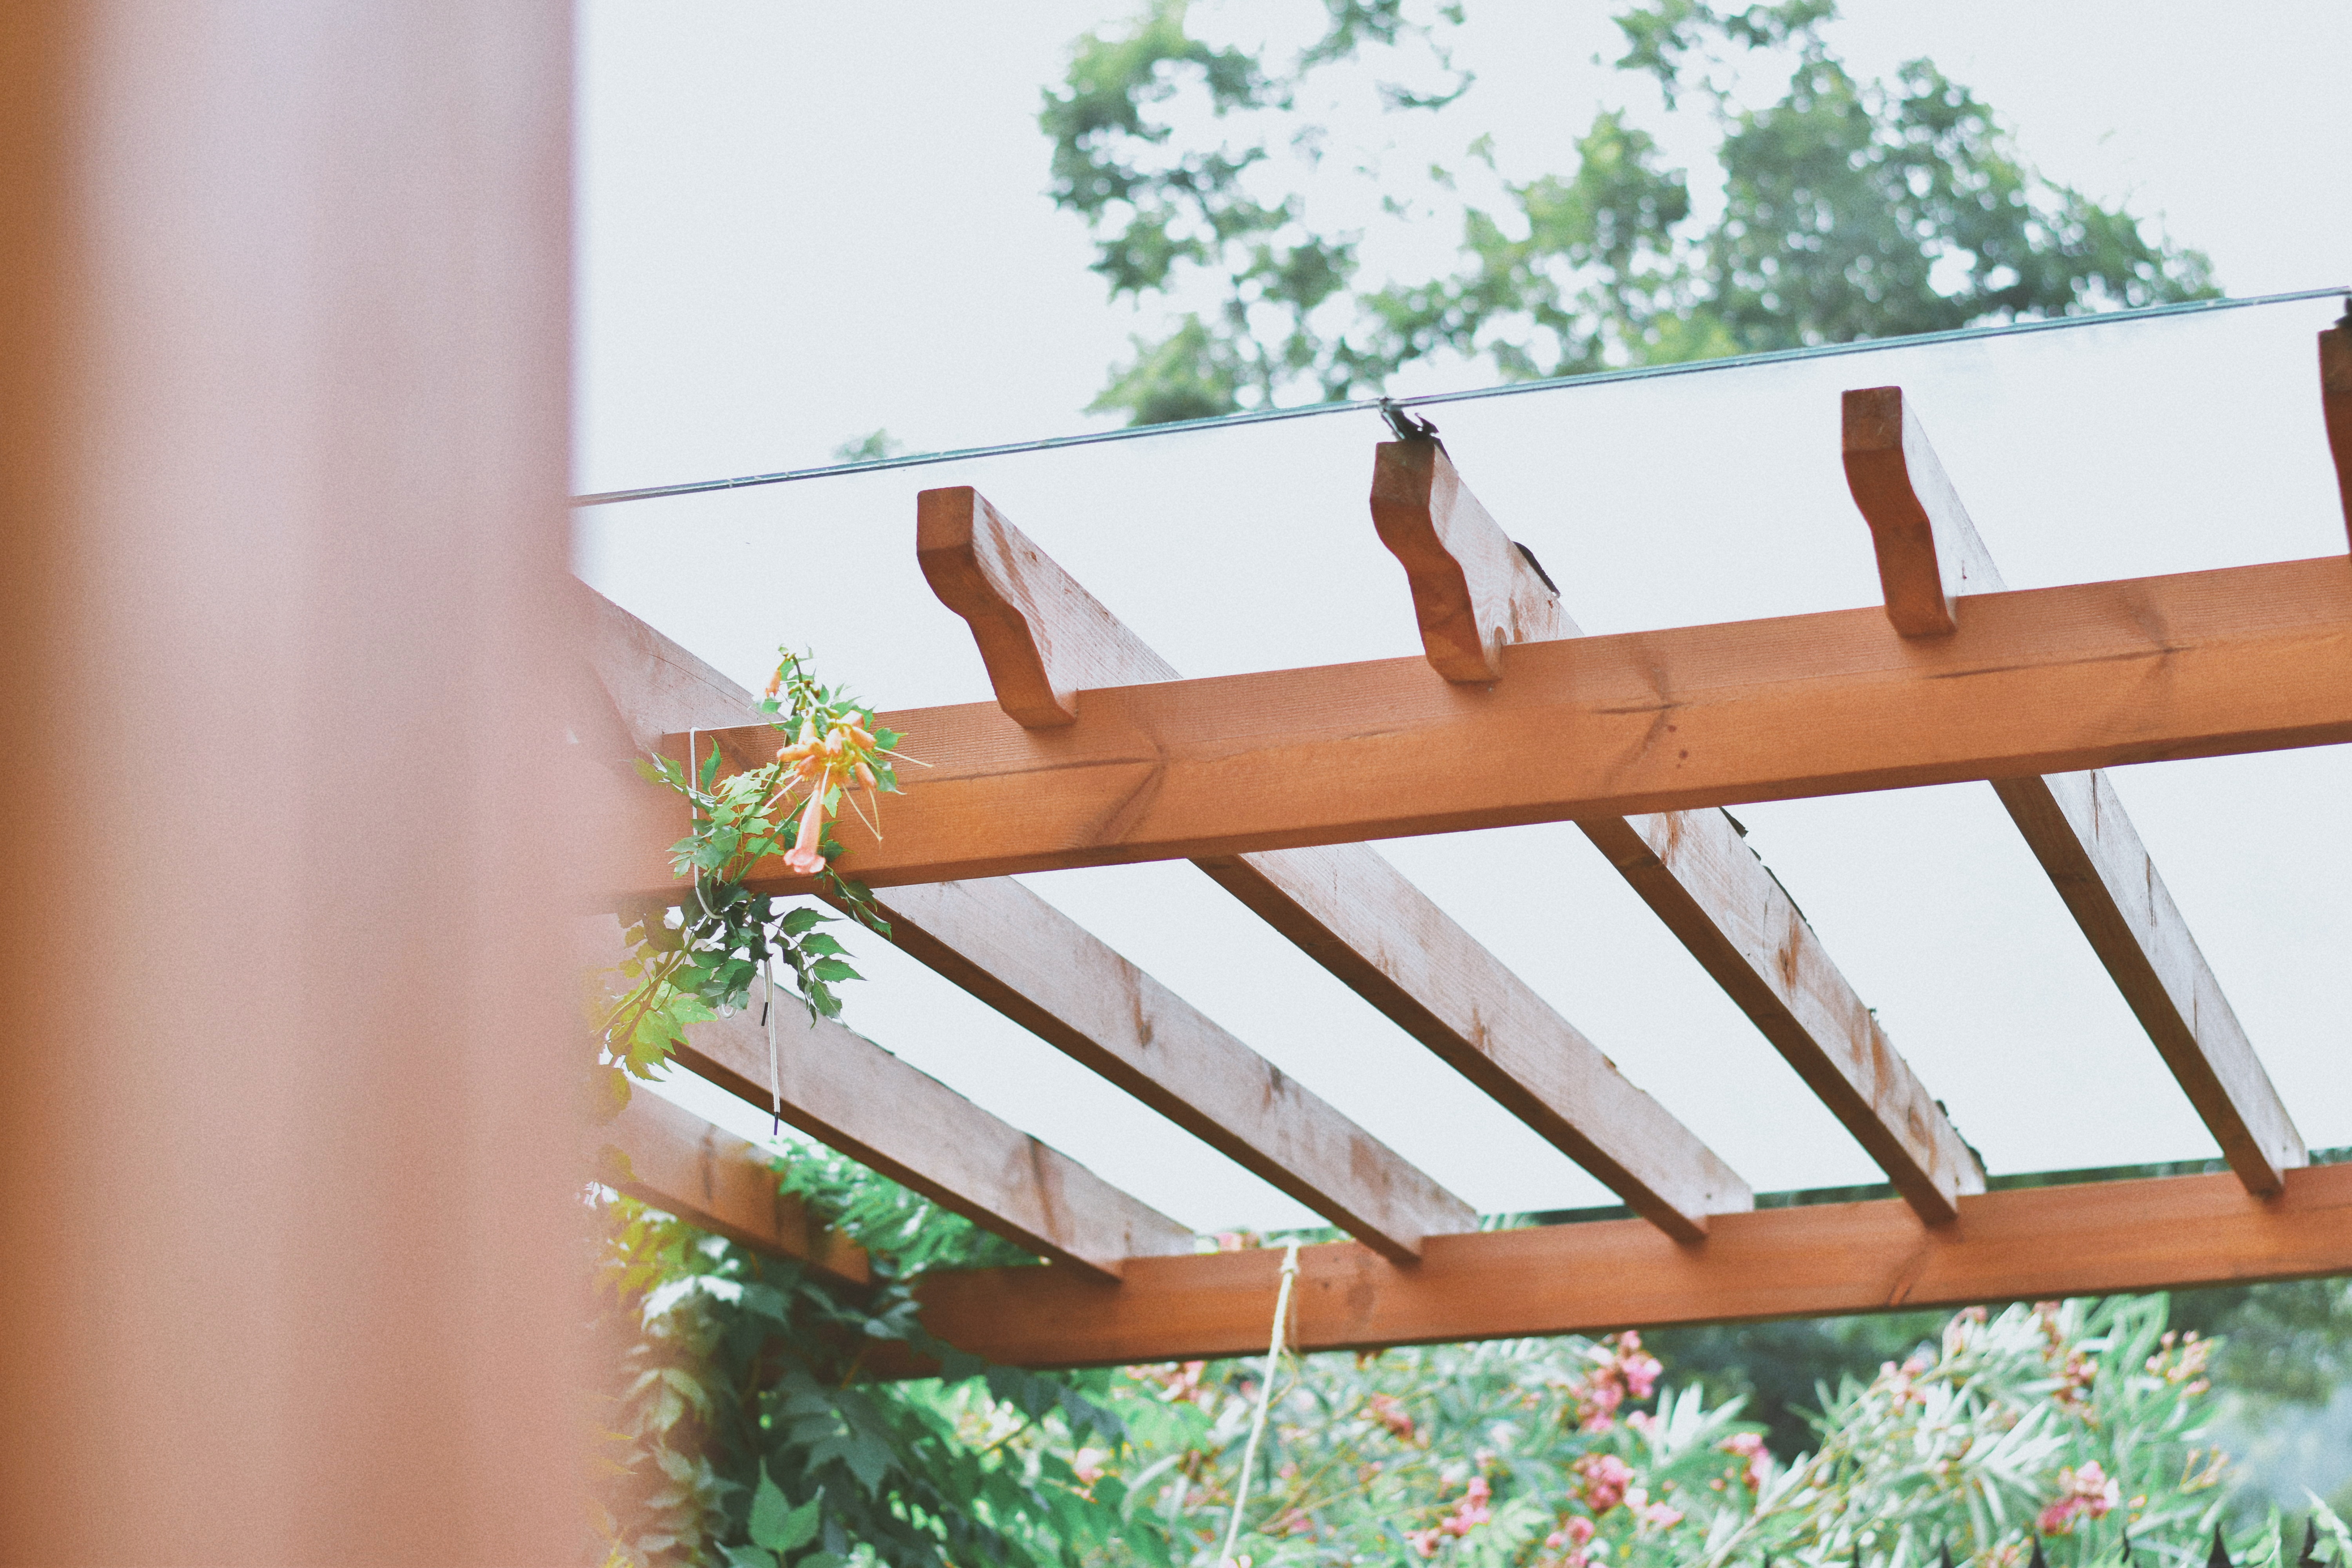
{"left": 1043, "top": 0, "right": 2216, "bottom": 423}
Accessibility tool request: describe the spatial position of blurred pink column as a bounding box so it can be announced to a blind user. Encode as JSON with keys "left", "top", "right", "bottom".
{"left": 0, "top": 5, "right": 584, "bottom": 1561}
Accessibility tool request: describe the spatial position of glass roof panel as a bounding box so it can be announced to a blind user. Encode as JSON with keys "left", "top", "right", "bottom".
{"left": 580, "top": 292, "right": 2352, "bottom": 1231}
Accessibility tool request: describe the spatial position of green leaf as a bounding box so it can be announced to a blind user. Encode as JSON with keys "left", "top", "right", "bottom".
{"left": 749, "top": 1468, "right": 822, "bottom": 1552}
{"left": 808, "top": 958, "right": 860, "bottom": 982}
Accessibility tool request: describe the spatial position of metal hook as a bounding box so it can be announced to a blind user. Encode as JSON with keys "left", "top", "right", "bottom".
{"left": 1376, "top": 396, "right": 1442, "bottom": 445}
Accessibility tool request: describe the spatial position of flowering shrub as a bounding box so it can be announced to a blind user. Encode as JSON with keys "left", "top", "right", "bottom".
{"left": 1081, "top": 1295, "right": 2281, "bottom": 1568}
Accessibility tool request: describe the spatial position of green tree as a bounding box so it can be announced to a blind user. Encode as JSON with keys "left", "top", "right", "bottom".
{"left": 1043, "top": 0, "right": 2215, "bottom": 424}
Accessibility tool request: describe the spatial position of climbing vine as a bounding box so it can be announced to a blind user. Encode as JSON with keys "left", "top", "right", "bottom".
{"left": 593, "top": 651, "right": 912, "bottom": 1116}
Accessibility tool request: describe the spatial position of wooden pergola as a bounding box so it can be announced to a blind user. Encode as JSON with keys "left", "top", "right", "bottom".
{"left": 588, "top": 316, "right": 2352, "bottom": 1371}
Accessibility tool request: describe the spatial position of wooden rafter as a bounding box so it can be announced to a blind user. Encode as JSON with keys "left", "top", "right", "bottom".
{"left": 623, "top": 553, "right": 2352, "bottom": 897}
{"left": 597, "top": 1089, "right": 871, "bottom": 1285}
{"left": 2324, "top": 309, "right": 2352, "bottom": 542}
{"left": 906, "top": 1161, "right": 2352, "bottom": 1370}
{"left": 1843, "top": 386, "right": 2307, "bottom": 1194}
{"left": 654, "top": 933, "right": 1195, "bottom": 1281}
{"left": 1372, "top": 440, "right": 1982, "bottom": 1223}
{"left": 918, "top": 486, "right": 1747, "bottom": 1239}
{"left": 851, "top": 878, "right": 1477, "bottom": 1261}
{"left": 579, "top": 580, "right": 1472, "bottom": 1259}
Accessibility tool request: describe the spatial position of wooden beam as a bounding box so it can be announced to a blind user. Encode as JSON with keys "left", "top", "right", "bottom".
{"left": 915, "top": 489, "right": 1745, "bottom": 1239}
{"left": 1195, "top": 846, "right": 1747, "bottom": 1237}
{"left": 1369, "top": 439, "right": 1570, "bottom": 679}
{"left": 907, "top": 1161, "right": 2352, "bottom": 1369}
{"left": 595, "top": 1091, "right": 870, "bottom": 1285}
{"left": 863, "top": 878, "right": 1477, "bottom": 1259}
{"left": 1990, "top": 770, "right": 2306, "bottom": 1190}
{"left": 577, "top": 580, "right": 1472, "bottom": 1258}
{"left": 578, "top": 913, "right": 1196, "bottom": 1282}
{"left": 1576, "top": 813, "right": 1980, "bottom": 1221}
{"left": 1844, "top": 386, "right": 2306, "bottom": 1194}
{"left": 2324, "top": 309, "right": 2352, "bottom": 544}
{"left": 1369, "top": 441, "right": 1980, "bottom": 1223}
{"left": 624, "top": 554, "right": 2352, "bottom": 894}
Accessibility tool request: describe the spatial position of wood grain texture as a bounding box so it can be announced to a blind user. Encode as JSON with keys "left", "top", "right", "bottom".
{"left": 910, "top": 495, "right": 1738, "bottom": 1240}
{"left": 661, "top": 955, "right": 1196, "bottom": 1281}
{"left": 1370, "top": 440, "right": 1571, "bottom": 679}
{"left": 1195, "top": 846, "right": 1746, "bottom": 1240}
{"left": 1842, "top": 385, "right": 2002, "bottom": 635}
{"left": 2325, "top": 321, "right": 2352, "bottom": 543}
{"left": 1577, "top": 812, "right": 1983, "bottom": 1222}
{"left": 577, "top": 577, "right": 773, "bottom": 742}
{"left": 909, "top": 1162, "right": 2352, "bottom": 1368}
{"left": 1992, "top": 770, "right": 2305, "bottom": 1191}
{"left": 1361, "top": 443, "right": 1976, "bottom": 1223}
{"left": 581, "top": 581, "right": 1468, "bottom": 1258}
{"left": 623, "top": 555, "right": 2352, "bottom": 895}
{"left": 597, "top": 1090, "right": 870, "bottom": 1285}
{"left": 918, "top": 486, "right": 1178, "bottom": 726}
{"left": 1838, "top": 389, "right": 2304, "bottom": 1194}
{"left": 865, "top": 878, "right": 1477, "bottom": 1260}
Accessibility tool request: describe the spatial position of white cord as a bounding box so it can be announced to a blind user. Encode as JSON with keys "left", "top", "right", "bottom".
{"left": 765, "top": 956, "right": 781, "bottom": 1137}
{"left": 1218, "top": 1240, "right": 1301, "bottom": 1568}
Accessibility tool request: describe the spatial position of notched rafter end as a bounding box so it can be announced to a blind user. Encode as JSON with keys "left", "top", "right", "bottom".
{"left": 2321, "top": 314, "right": 2352, "bottom": 543}
{"left": 1842, "top": 385, "right": 2000, "bottom": 638}
{"left": 917, "top": 486, "right": 1078, "bottom": 728}
{"left": 1370, "top": 439, "right": 1570, "bottom": 683}
{"left": 916, "top": 485, "right": 1178, "bottom": 730}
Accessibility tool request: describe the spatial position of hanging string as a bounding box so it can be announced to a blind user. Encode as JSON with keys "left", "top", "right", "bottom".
{"left": 1218, "top": 1240, "right": 1301, "bottom": 1568}
{"left": 764, "top": 955, "right": 781, "bottom": 1137}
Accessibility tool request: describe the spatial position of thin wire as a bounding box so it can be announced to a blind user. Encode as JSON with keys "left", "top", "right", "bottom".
{"left": 1218, "top": 1241, "right": 1301, "bottom": 1568}
{"left": 569, "top": 286, "right": 2348, "bottom": 507}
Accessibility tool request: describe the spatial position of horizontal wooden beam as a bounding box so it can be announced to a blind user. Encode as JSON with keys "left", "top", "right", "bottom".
{"left": 916, "top": 487, "right": 1742, "bottom": 1239}
{"left": 594, "top": 1089, "right": 869, "bottom": 1285}
{"left": 1844, "top": 386, "right": 2305, "bottom": 1194}
{"left": 2324, "top": 312, "right": 2352, "bottom": 544}
{"left": 1372, "top": 440, "right": 1978, "bottom": 1223}
{"left": 624, "top": 554, "right": 2352, "bottom": 896}
{"left": 909, "top": 1161, "right": 2352, "bottom": 1369}
{"left": 862, "top": 878, "right": 1477, "bottom": 1261}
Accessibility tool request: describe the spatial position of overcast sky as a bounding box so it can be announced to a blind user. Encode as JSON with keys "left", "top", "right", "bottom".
{"left": 577, "top": 0, "right": 2349, "bottom": 493}
{"left": 576, "top": 3, "right": 2352, "bottom": 1232}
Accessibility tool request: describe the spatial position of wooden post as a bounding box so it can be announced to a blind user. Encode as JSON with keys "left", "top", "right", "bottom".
{"left": 0, "top": 7, "right": 581, "bottom": 1560}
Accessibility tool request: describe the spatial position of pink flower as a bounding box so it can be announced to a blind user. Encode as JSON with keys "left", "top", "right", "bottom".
{"left": 1615, "top": 1333, "right": 1662, "bottom": 1401}
{"left": 2038, "top": 1462, "right": 2120, "bottom": 1535}
{"left": 1408, "top": 1527, "right": 1444, "bottom": 1557}
{"left": 1720, "top": 1432, "right": 1769, "bottom": 1489}
{"left": 782, "top": 787, "right": 828, "bottom": 874}
{"left": 1366, "top": 1393, "right": 1416, "bottom": 1441}
{"left": 1072, "top": 1447, "right": 1107, "bottom": 1486}
{"left": 1435, "top": 1475, "right": 1493, "bottom": 1539}
{"left": 1546, "top": 1516, "right": 1595, "bottom": 1551}
{"left": 1574, "top": 1454, "right": 1633, "bottom": 1514}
